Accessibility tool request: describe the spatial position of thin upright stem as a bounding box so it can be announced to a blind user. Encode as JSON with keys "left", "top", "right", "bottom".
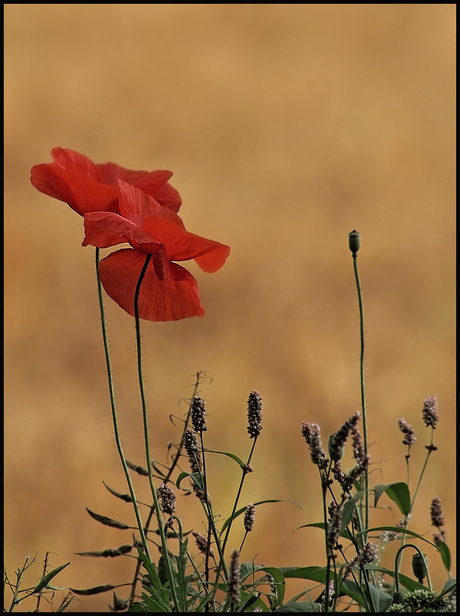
{"left": 133, "top": 254, "right": 179, "bottom": 612}
{"left": 351, "top": 251, "right": 369, "bottom": 544}
{"left": 128, "top": 371, "right": 205, "bottom": 608}
{"left": 95, "top": 248, "right": 151, "bottom": 560}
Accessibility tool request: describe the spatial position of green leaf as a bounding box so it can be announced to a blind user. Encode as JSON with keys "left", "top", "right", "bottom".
{"left": 360, "top": 526, "right": 436, "bottom": 548}
{"left": 436, "top": 540, "right": 451, "bottom": 572}
{"left": 70, "top": 584, "right": 115, "bottom": 596}
{"left": 274, "top": 601, "right": 319, "bottom": 612}
{"left": 440, "top": 578, "right": 456, "bottom": 596}
{"left": 341, "top": 492, "right": 364, "bottom": 533}
{"left": 33, "top": 562, "right": 70, "bottom": 593}
{"left": 374, "top": 482, "right": 411, "bottom": 516}
{"left": 85, "top": 508, "right": 129, "bottom": 529}
{"left": 137, "top": 550, "right": 172, "bottom": 612}
{"left": 239, "top": 564, "right": 286, "bottom": 609}
{"left": 279, "top": 566, "right": 329, "bottom": 584}
{"left": 294, "top": 522, "right": 353, "bottom": 542}
{"left": 176, "top": 471, "right": 190, "bottom": 489}
{"left": 203, "top": 448, "right": 246, "bottom": 470}
{"left": 362, "top": 564, "right": 428, "bottom": 592}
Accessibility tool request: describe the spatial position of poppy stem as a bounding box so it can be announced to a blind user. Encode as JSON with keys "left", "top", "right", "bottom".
{"left": 94, "top": 248, "right": 151, "bottom": 561}
{"left": 349, "top": 234, "right": 369, "bottom": 546}
{"left": 134, "top": 254, "right": 180, "bottom": 612}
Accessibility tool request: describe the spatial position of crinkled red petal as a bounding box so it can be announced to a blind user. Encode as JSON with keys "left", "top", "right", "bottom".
{"left": 30, "top": 163, "right": 119, "bottom": 216}
{"left": 51, "top": 147, "right": 102, "bottom": 181}
{"left": 98, "top": 249, "right": 205, "bottom": 321}
{"left": 142, "top": 215, "right": 230, "bottom": 272}
{"left": 118, "top": 180, "right": 185, "bottom": 228}
{"left": 83, "top": 212, "right": 165, "bottom": 253}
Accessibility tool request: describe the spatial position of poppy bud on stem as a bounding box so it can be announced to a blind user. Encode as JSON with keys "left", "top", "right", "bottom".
{"left": 348, "top": 229, "right": 361, "bottom": 256}
{"left": 348, "top": 230, "right": 369, "bottom": 545}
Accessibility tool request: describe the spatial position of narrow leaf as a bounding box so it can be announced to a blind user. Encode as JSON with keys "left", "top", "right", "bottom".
{"left": 360, "top": 526, "right": 436, "bottom": 547}
{"left": 70, "top": 584, "right": 115, "bottom": 595}
{"left": 33, "top": 562, "right": 70, "bottom": 593}
{"left": 86, "top": 508, "right": 129, "bottom": 529}
{"left": 203, "top": 449, "right": 246, "bottom": 470}
{"left": 126, "top": 460, "right": 149, "bottom": 476}
{"left": 295, "top": 522, "right": 353, "bottom": 542}
{"left": 341, "top": 492, "right": 364, "bottom": 532}
{"left": 102, "top": 481, "right": 133, "bottom": 503}
{"left": 75, "top": 544, "right": 132, "bottom": 558}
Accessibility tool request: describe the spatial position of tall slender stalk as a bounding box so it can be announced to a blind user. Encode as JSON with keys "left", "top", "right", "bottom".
{"left": 128, "top": 371, "right": 205, "bottom": 608}
{"left": 95, "top": 248, "right": 151, "bottom": 560}
{"left": 133, "top": 254, "right": 179, "bottom": 612}
{"left": 348, "top": 231, "right": 369, "bottom": 544}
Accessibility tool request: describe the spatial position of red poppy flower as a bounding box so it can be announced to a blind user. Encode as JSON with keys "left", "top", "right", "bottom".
{"left": 31, "top": 148, "right": 230, "bottom": 321}
{"left": 30, "top": 147, "right": 182, "bottom": 216}
{"left": 83, "top": 181, "right": 230, "bottom": 321}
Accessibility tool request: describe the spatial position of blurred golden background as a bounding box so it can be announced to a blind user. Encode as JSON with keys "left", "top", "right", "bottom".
{"left": 5, "top": 4, "right": 455, "bottom": 611}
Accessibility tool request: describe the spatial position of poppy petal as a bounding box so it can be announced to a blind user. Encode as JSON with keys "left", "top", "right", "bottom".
{"left": 118, "top": 180, "right": 185, "bottom": 229}
{"left": 31, "top": 163, "right": 119, "bottom": 216}
{"left": 96, "top": 162, "right": 158, "bottom": 187}
{"left": 98, "top": 249, "right": 205, "bottom": 321}
{"left": 51, "top": 147, "right": 102, "bottom": 181}
{"left": 135, "top": 173, "right": 182, "bottom": 213}
{"left": 83, "top": 212, "right": 164, "bottom": 253}
{"left": 142, "top": 215, "right": 230, "bottom": 272}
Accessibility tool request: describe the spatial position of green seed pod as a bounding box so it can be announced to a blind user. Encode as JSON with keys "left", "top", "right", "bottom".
{"left": 412, "top": 553, "right": 427, "bottom": 584}
{"left": 348, "top": 230, "right": 361, "bottom": 255}
{"left": 157, "top": 555, "right": 168, "bottom": 585}
{"left": 328, "top": 433, "right": 344, "bottom": 462}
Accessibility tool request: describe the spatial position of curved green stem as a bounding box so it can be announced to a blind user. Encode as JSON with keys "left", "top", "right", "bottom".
{"left": 394, "top": 543, "right": 432, "bottom": 592}
{"left": 133, "top": 254, "right": 179, "bottom": 612}
{"left": 95, "top": 248, "right": 151, "bottom": 560}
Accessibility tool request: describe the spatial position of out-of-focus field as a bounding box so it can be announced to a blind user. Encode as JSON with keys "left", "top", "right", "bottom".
{"left": 5, "top": 5, "right": 455, "bottom": 611}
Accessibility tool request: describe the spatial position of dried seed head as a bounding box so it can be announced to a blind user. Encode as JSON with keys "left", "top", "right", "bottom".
{"left": 329, "top": 411, "right": 361, "bottom": 463}
{"left": 359, "top": 542, "right": 378, "bottom": 566}
{"left": 192, "top": 531, "right": 213, "bottom": 556}
{"left": 110, "top": 592, "right": 128, "bottom": 611}
{"left": 244, "top": 503, "right": 256, "bottom": 533}
{"left": 433, "top": 532, "right": 445, "bottom": 546}
{"left": 430, "top": 497, "right": 445, "bottom": 528}
{"left": 321, "top": 580, "right": 335, "bottom": 611}
{"left": 327, "top": 501, "right": 342, "bottom": 553}
{"left": 344, "top": 556, "right": 359, "bottom": 579}
{"left": 157, "top": 483, "right": 176, "bottom": 517}
{"left": 247, "top": 390, "right": 263, "bottom": 438}
{"left": 422, "top": 396, "right": 439, "bottom": 429}
{"left": 350, "top": 423, "right": 365, "bottom": 462}
{"left": 307, "top": 423, "right": 329, "bottom": 470}
{"left": 191, "top": 395, "right": 207, "bottom": 433}
{"left": 301, "top": 422, "right": 312, "bottom": 445}
{"left": 228, "top": 549, "right": 241, "bottom": 610}
{"left": 184, "top": 429, "right": 202, "bottom": 473}
{"left": 328, "top": 434, "right": 345, "bottom": 463}
{"left": 397, "top": 418, "right": 416, "bottom": 446}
